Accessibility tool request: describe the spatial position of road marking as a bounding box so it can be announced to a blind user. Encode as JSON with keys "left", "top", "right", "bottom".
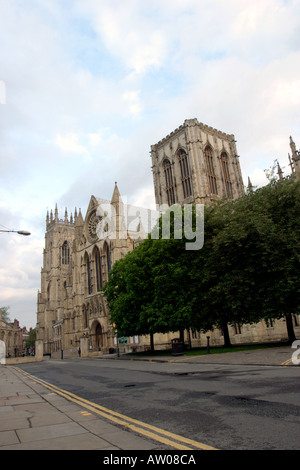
{"left": 281, "top": 358, "right": 294, "bottom": 367}
{"left": 11, "top": 366, "right": 217, "bottom": 451}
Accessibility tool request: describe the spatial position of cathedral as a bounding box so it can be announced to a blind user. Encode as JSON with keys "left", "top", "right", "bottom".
{"left": 36, "top": 119, "right": 300, "bottom": 357}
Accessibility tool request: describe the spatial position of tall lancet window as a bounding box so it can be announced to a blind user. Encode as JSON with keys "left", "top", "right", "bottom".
{"left": 221, "top": 152, "right": 233, "bottom": 198}
{"left": 95, "top": 246, "right": 103, "bottom": 291}
{"left": 205, "top": 146, "right": 218, "bottom": 195}
{"left": 62, "top": 241, "right": 70, "bottom": 265}
{"left": 163, "top": 159, "right": 175, "bottom": 206}
{"left": 178, "top": 149, "right": 192, "bottom": 199}
{"left": 85, "top": 253, "right": 92, "bottom": 295}
{"left": 106, "top": 244, "right": 112, "bottom": 273}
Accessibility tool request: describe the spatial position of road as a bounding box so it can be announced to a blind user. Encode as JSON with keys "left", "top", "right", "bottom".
{"left": 17, "top": 355, "right": 300, "bottom": 450}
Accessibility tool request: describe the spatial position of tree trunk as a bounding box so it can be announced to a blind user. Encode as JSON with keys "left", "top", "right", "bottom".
{"left": 150, "top": 333, "right": 155, "bottom": 352}
{"left": 222, "top": 322, "right": 231, "bottom": 348}
{"left": 285, "top": 313, "right": 296, "bottom": 344}
{"left": 179, "top": 329, "right": 184, "bottom": 343}
{"left": 187, "top": 329, "right": 192, "bottom": 350}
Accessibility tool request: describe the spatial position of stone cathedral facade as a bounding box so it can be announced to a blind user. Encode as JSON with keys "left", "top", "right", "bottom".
{"left": 36, "top": 119, "right": 300, "bottom": 357}
{"left": 36, "top": 184, "right": 153, "bottom": 357}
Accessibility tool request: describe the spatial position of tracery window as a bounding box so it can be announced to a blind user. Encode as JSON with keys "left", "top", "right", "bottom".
{"left": 163, "top": 159, "right": 175, "bottom": 206}
{"left": 205, "top": 146, "right": 218, "bottom": 195}
{"left": 61, "top": 241, "right": 70, "bottom": 265}
{"left": 85, "top": 253, "right": 92, "bottom": 295}
{"left": 221, "top": 152, "right": 233, "bottom": 198}
{"left": 178, "top": 149, "right": 192, "bottom": 199}
{"left": 95, "top": 246, "right": 103, "bottom": 291}
{"left": 106, "top": 244, "right": 112, "bottom": 273}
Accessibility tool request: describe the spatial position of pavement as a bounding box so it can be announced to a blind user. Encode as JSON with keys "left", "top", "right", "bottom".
{"left": 116, "top": 344, "right": 297, "bottom": 366}
{"left": 0, "top": 345, "right": 297, "bottom": 451}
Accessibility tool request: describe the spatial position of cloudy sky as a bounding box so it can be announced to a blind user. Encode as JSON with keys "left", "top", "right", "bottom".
{"left": 0, "top": 0, "right": 299, "bottom": 329}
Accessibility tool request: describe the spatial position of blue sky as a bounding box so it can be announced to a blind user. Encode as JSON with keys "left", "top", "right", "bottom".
{"left": 0, "top": 0, "right": 300, "bottom": 328}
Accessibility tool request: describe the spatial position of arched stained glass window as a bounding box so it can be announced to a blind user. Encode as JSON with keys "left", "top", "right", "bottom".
{"left": 163, "top": 159, "right": 176, "bottom": 206}
{"left": 221, "top": 152, "right": 233, "bottom": 198}
{"left": 106, "top": 244, "right": 112, "bottom": 273}
{"left": 95, "top": 246, "right": 103, "bottom": 291}
{"left": 85, "top": 253, "right": 92, "bottom": 295}
{"left": 178, "top": 149, "right": 192, "bottom": 199}
{"left": 204, "top": 146, "right": 218, "bottom": 195}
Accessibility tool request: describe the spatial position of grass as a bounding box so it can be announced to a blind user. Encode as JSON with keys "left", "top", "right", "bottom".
{"left": 127, "top": 341, "right": 289, "bottom": 358}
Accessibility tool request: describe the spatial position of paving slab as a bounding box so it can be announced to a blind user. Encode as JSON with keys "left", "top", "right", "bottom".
{"left": 0, "top": 431, "right": 19, "bottom": 446}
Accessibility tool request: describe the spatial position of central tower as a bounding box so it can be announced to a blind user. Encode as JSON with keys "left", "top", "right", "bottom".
{"left": 151, "top": 118, "right": 244, "bottom": 207}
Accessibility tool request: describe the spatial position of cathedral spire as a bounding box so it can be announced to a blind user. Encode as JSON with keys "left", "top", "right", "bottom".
{"left": 75, "top": 208, "right": 83, "bottom": 226}
{"left": 55, "top": 204, "right": 58, "bottom": 222}
{"left": 111, "top": 182, "right": 127, "bottom": 242}
{"left": 288, "top": 153, "right": 294, "bottom": 173}
{"left": 289, "top": 136, "right": 300, "bottom": 177}
{"left": 290, "top": 136, "right": 297, "bottom": 157}
{"left": 247, "top": 177, "right": 253, "bottom": 193}
{"left": 111, "top": 181, "right": 123, "bottom": 205}
{"left": 277, "top": 161, "right": 283, "bottom": 180}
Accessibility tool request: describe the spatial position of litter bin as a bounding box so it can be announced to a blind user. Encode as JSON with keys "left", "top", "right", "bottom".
{"left": 171, "top": 338, "right": 184, "bottom": 356}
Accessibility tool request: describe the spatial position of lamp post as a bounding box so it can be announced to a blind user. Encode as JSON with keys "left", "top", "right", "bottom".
{"left": 0, "top": 230, "right": 31, "bottom": 236}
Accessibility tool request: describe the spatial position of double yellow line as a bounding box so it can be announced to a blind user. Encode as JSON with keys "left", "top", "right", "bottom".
{"left": 281, "top": 358, "right": 293, "bottom": 367}
{"left": 12, "top": 367, "right": 217, "bottom": 451}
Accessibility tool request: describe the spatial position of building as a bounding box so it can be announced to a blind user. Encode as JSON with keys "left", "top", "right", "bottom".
{"left": 0, "top": 310, "right": 23, "bottom": 360}
{"left": 36, "top": 121, "right": 300, "bottom": 356}
{"left": 36, "top": 184, "right": 158, "bottom": 357}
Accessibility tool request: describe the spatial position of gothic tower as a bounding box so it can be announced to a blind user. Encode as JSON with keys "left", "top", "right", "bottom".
{"left": 36, "top": 205, "right": 75, "bottom": 354}
{"left": 151, "top": 118, "right": 244, "bottom": 207}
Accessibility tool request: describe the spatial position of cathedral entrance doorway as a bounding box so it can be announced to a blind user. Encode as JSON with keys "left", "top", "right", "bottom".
{"left": 91, "top": 321, "right": 103, "bottom": 351}
{"left": 96, "top": 323, "right": 102, "bottom": 350}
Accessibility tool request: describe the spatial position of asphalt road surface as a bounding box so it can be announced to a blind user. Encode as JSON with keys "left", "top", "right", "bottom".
{"left": 17, "top": 356, "right": 300, "bottom": 450}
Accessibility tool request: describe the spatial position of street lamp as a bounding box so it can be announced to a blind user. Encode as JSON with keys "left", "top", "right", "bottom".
{"left": 0, "top": 230, "right": 31, "bottom": 236}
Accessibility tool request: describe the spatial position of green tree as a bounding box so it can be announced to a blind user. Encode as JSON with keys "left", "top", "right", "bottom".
{"left": 104, "top": 240, "right": 154, "bottom": 339}
{"left": 197, "top": 175, "right": 300, "bottom": 344}
{"left": 103, "top": 210, "right": 199, "bottom": 348}
{"left": 0, "top": 306, "right": 11, "bottom": 322}
{"left": 25, "top": 328, "right": 36, "bottom": 349}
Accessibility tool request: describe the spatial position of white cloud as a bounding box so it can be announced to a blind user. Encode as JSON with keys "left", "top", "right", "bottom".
{"left": 77, "top": 0, "right": 169, "bottom": 75}
{"left": 123, "top": 90, "right": 142, "bottom": 115}
{"left": 55, "top": 133, "right": 88, "bottom": 155}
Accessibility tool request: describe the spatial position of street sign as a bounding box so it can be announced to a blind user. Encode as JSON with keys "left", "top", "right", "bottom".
{"left": 119, "top": 337, "right": 127, "bottom": 345}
